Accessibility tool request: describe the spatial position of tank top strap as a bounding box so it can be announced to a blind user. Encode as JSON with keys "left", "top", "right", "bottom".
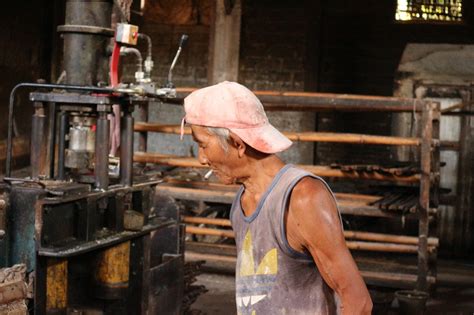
{"left": 268, "top": 166, "right": 344, "bottom": 260}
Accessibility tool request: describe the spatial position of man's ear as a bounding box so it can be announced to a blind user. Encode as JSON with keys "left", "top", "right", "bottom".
{"left": 229, "top": 133, "right": 246, "bottom": 158}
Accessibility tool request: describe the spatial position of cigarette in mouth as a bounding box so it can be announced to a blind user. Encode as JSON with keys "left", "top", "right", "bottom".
{"left": 204, "top": 169, "right": 213, "bottom": 180}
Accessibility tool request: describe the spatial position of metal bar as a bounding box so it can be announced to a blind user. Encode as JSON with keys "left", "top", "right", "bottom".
{"left": 134, "top": 123, "right": 424, "bottom": 146}
{"left": 30, "top": 92, "right": 116, "bottom": 105}
{"left": 48, "top": 103, "right": 57, "bottom": 179}
{"left": 95, "top": 112, "right": 110, "bottom": 190}
{"left": 175, "top": 88, "right": 427, "bottom": 112}
{"left": 137, "top": 104, "right": 149, "bottom": 153}
{"left": 31, "top": 103, "right": 46, "bottom": 179}
{"left": 120, "top": 112, "right": 134, "bottom": 187}
{"left": 38, "top": 219, "right": 175, "bottom": 258}
{"left": 57, "top": 112, "right": 69, "bottom": 180}
{"left": 417, "top": 103, "right": 434, "bottom": 291}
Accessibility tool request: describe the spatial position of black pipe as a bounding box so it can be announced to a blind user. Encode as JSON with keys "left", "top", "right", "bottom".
{"left": 120, "top": 112, "right": 134, "bottom": 187}
{"left": 30, "top": 104, "right": 46, "bottom": 179}
{"left": 95, "top": 112, "right": 110, "bottom": 190}
{"left": 57, "top": 112, "right": 69, "bottom": 180}
{"left": 62, "top": 0, "right": 113, "bottom": 86}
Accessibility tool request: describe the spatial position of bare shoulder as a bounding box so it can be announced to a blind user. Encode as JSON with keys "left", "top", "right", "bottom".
{"left": 289, "top": 177, "right": 338, "bottom": 216}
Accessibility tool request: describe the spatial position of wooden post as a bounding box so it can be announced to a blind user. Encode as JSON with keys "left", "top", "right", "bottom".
{"left": 417, "top": 103, "right": 434, "bottom": 291}
{"left": 207, "top": 0, "right": 242, "bottom": 84}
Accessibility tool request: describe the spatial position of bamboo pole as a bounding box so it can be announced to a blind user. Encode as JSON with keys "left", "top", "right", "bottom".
{"left": 186, "top": 225, "right": 234, "bottom": 239}
{"left": 182, "top": 216, "right": 438, "bottom": 246}
{"left": 134, "top": 152, "right": 421, "bottom": 183}
{"left": 182, "top": 216, "right": 232, "bottom": 227}
{"left": 175, "top": 88, "right": 426, "bottom": 112}
{"left": 134, "top": 123, "right": 422, "bottom": 146}
{"left": 185, "top": 226, "right": 436, "bottom": 254}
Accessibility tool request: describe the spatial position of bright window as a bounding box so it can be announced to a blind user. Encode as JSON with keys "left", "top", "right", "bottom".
{"left": 396, "top": 0, "right": 463, "bottom": 23}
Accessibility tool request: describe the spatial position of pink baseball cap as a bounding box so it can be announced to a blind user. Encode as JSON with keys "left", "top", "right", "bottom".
{"left": 181, "top": 81, "right": 292, "bottom": 153}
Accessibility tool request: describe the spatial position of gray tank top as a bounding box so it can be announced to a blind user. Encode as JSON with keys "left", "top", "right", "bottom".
{"left": 230, "top": 164, "right": 342, "bottom": 315}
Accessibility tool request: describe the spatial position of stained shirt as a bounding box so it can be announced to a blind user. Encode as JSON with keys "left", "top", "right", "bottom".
{"left": 230, "top": 164, "right": 342, "bottom": 315}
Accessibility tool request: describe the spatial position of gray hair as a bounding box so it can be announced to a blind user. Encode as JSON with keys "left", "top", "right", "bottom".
{"left": 207, "top": 127, "right": 230, "bottom": 152}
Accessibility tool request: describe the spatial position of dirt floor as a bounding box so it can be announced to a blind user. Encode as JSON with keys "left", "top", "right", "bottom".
{"left": 191, "top": 273, "right": 474, "bottom": 315}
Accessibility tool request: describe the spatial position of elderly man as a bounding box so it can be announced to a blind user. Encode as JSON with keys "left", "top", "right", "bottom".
{"left": 182, "top": 81, "right": 372, "bottom": 315}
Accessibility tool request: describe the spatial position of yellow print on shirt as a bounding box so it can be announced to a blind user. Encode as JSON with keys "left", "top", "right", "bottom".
{"left": 237, "top": 230, "right": 278, "bottom": 315}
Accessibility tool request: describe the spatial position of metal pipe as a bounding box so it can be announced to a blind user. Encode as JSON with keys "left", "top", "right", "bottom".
{"left": 57, "top": 112, "right": 69, "bottom": 180}
{"left": 31, "top": 103, "right": 46, "bottom": 179}
{"left": 95, "top": 112, "right": 110, "bottom": 190}
{"left": 48, "top": 103, "right": 57, "bottom": 179}
{"left": 137, "top": 33, "right": 153, "bottom": 78}
{"left": 120, "top": 47, "right": 143, "bottom": 73}
{"left": 167, "top": 34, "right": 188, "bottom": 86}
{"left": 137, "top": 105, "right": 148, "bottom": 153}
{"left": 62, "top": 0, "right": 113, "bottom": 86}
{"left": 137, "top": 33, "right": 152, "bottom": 60}
{"left": 120, "top": 112, "right": 134, "bottom": 187}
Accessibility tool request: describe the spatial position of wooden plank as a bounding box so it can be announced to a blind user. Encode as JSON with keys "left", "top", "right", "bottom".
{"left": 207, "top": 0, "right": 242, "bottom": 84}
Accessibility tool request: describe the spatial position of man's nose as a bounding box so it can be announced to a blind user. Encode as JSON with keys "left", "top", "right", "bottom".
{"left": 197, "top": 148, "right": 209, "bottom": 165}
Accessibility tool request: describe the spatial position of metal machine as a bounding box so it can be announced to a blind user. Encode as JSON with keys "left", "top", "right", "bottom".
{"left": 0, "top": 1, "right": 187, "bottom": 313}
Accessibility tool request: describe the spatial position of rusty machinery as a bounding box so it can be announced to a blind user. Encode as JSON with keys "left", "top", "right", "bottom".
{"left": 0, "top": 0, "right": 188, "bottom": 314}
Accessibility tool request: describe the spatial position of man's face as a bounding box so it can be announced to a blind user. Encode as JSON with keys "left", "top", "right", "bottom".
{"left": 191, "top": 125, "right": 240, "bottom": 185}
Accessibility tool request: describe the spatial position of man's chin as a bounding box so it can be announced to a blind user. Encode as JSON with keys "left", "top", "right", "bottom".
{"left": 215, "top": 173, "right": 235, "bottom": 185}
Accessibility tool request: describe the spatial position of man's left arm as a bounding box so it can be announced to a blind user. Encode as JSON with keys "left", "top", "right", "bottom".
{"left": 286, "top": 178, "right": 372, "bottom": 315}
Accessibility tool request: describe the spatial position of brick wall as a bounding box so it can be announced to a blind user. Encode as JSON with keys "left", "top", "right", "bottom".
{"left": 122, "top": 23, "right": 209, "bottom": 88}
{"left": 238, "top": 1, "right": 307, "bottom": 91}
{"left": 238, "top": 1, "right": 315, "bottom": 164}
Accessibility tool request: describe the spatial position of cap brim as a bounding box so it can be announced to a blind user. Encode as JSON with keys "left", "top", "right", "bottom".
{"left": 231, "top": 123, "right": 292, "bottom": 154}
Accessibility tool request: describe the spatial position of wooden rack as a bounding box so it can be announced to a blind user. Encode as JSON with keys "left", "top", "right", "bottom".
{"left": 135, "top": 90, "right": 440, "bottom": 291}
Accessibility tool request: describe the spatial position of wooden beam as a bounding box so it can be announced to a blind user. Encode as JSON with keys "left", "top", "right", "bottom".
{"left": 134, "top": 123, "right": 422, "bottom": 146}
{"left": 134, "top": 152, "right": 421, "bottom": 183}
{"left": 207, "top": 0, "right": 242, "bottom": 84}
{"left": 182, "top": 216, "right": 438, "bottom": 247}
{"left": 185, "top": 226, "right": 431, "bottom": 254}
{"left": 175, "top": 87, "right": 428, "bottom": 112}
